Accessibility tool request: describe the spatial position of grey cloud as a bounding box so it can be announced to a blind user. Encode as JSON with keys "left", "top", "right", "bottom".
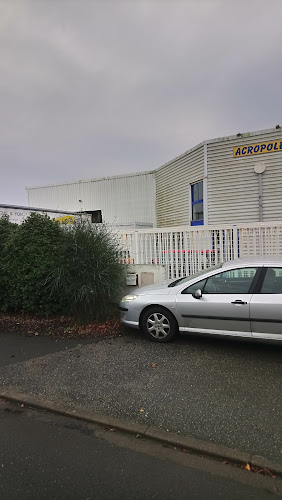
{"left": 0, "top": 1, "right": 282, "bottom": 205}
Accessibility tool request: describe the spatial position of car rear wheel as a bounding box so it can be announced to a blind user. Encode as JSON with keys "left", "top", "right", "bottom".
{"left": 141, "top": 307, "right": 178, "bottom": 342}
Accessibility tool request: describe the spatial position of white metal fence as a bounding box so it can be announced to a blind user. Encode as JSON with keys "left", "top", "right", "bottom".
{"left": 118, "top": 222, "right": 282, "bottom": 279}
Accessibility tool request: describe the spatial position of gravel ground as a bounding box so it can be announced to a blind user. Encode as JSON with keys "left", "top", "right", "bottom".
{"left": 0, "top": 330, "right": 281, "bottom": 462}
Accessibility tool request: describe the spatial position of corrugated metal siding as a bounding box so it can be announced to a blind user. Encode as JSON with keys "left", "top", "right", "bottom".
{"left": 155, "top": 145, "right": 204, "bottom": 227}
{"left": 207, "top": 130, "right": 282, "bottom": 224}
{"left": 26, "top": 127, "right": 282, "bottom": 229}
{"left": 27, "top": 172, "right": 156, "bottom": 226}
{"left": 261, "top": 155, "right": 282, "bottom": 220}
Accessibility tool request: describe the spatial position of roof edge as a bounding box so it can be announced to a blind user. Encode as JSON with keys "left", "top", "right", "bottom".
{"left": 26, "top": 126, "right": 282, "bottom": 190}
{"left": 26, "top": 169, "right": 155, "bottom": 191}
{"left": 155, "top": 126, "right": 282, "bottom": 172}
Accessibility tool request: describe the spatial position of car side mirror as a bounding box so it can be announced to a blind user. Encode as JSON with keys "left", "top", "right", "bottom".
{"left": 192, "top": 289, "right": 202, "bottom": 299}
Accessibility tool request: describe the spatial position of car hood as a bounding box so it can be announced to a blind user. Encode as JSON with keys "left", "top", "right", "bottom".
{"left": 135, "top": 280, "right": 173, "bottom": 295}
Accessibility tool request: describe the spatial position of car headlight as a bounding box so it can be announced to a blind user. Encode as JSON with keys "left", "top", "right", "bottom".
{"left": 121, "top": 294, "right": 138, "bottom": 302}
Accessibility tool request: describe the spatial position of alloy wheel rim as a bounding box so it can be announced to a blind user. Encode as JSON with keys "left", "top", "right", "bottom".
{"left": 147, "top": 312, "right": 170, "bottom": 338}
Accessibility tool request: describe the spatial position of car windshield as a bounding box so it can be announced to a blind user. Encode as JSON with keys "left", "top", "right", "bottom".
{"left": 168, "top": 263, "right": 223, "bottom": 287}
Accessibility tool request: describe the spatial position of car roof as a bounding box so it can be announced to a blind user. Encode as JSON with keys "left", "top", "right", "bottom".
{"left": 222, "top": 255, "right": 282, "bottom": 269}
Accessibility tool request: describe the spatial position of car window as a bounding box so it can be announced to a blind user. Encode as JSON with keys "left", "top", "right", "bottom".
{"left": 182, "top": 278, "right": 207, "bottom": 294}
{"left": 168, "top": 263, "right": 223, "bottom": 287}
{"left": 260, "top": 267, "right": 282, "bottom": 294}
{"left": 203, "top": 267, "right": 258, "bottom": 294}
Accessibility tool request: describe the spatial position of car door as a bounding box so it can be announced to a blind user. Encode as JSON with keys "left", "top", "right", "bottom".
{"left": 250, "top": 266, "right": 282, "bottom": 340}
{"left": 176, "top": 267, "right": 259, "bottom": 337}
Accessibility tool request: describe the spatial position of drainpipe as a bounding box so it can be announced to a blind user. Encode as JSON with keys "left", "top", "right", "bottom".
{"left": 203, "top": 142, "right": 208, "bottom": 225}
{"left": 254, "top": 162, "right": 266, "bottom": 222}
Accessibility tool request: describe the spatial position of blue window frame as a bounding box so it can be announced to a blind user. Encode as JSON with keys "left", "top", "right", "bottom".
{"left": 191, "top": 181, "right": 204, "bottom": 226}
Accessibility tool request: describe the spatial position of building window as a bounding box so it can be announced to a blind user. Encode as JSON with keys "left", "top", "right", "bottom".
{"left": 191, "top": 181, "right": 204, "bottom": 226}
{"left": 84, "top": 210, "right": 102, "bottom": 223}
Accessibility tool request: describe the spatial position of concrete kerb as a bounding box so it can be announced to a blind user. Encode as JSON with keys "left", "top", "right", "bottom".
{"left": 1, "top": 389, "right": 281, "bottom": 477}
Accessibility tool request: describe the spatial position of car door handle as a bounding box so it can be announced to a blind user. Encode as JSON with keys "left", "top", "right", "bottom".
{"left": 231, "top": 300, "right": 247, "bottom": 305}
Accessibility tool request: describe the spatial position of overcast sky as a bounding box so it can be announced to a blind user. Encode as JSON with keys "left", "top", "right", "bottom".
{"left": 1, "top": 0, "right": 282, "bottom": 206}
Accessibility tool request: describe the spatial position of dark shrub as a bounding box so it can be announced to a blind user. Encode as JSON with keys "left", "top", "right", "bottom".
{"left": 1, "top": 213, "right": 126, "bottom": 322}
{"left": 0, "top": 215, "right": 18, "bottom": 309}
{"left": 2, "top": 212, "right": 64, "bottom": 314}
{"left": 47, "top": 220, "right": 126, "bottom": 322}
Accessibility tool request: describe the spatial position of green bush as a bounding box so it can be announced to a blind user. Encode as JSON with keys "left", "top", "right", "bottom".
{"left": 2, "top": 213, "right": 64, "bottom": 314}
{"left": 0, "top": 215, "right": 18, "bottom": 308}
{"left": 47, "top": 220, "right": 126, "bottom": 322}
{"left": 0, "top": 213, "right": 126, "bottom": 322}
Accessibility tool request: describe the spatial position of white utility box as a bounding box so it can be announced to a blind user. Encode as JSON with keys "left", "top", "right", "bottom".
{"left": 126, "top": 273, "right": 138, "bottom": 286}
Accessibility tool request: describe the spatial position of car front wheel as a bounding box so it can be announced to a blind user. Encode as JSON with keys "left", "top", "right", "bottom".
{"left": 141, "top": 307, "right": 178, "bottom": 342}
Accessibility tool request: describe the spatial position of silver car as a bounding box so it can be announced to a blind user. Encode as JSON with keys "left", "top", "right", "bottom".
{"left": 119, "top": 256, "right": 282, "bottom": 342}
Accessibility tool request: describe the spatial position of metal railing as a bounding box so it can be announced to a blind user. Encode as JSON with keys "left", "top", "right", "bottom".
{"left": 118, "top": 222, "right": 282, "bottom": 279}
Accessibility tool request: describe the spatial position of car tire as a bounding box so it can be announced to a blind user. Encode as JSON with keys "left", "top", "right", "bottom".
{"left": 141, "top": 307, "right": 178, "bottom": 343}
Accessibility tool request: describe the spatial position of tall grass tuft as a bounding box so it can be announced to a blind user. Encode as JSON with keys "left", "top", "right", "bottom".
{"left": 46, "top": 219, "right": 127, "bottom": 323}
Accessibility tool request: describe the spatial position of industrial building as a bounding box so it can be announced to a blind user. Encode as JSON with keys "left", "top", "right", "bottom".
{"left": 26, "top": 126, "right": 282, "bottom": 228}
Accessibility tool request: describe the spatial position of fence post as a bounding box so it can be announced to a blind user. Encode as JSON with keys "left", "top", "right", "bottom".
{"left": 134, "top": 231, "right": 140, "bottom": 265}
{"left": 233, "top": 226, "right": 239, "bottom": 259}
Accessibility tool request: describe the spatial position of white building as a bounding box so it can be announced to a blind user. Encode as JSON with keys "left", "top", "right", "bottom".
{"left": 27, "top": 171, "right": 156, "bottom": 227}
{"left": 26, "top": 126, "right": 282, "bottom": 228}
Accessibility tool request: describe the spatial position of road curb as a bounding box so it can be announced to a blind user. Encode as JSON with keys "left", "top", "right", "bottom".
{"left": 1, "top": 389, "right": 281, "bottom": 476}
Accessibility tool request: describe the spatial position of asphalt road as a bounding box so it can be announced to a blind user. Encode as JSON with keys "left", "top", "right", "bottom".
{"left": 0, "top": 331, "right": 93, "bottom": 367}
{"left": 0, "top": 400, "right": 279, "bottom": 499}
{"left": 0, "top": 330, "right": 281, "bottom": 463}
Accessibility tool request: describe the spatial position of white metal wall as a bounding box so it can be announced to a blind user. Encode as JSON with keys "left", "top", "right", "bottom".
{"left": 261, "top": 150, "right": 282, "bottom": 221}
{"left": 26, "top": 127, "right": 282, "bottom": 229}
{"left": 207, "top": 129, "right": 282, "bottom": 225}
{"left": 27, "top": 171, "right": 156, "bottom": 226}
{"left": 155, "top": 144, "right": 204, "bottom": 227}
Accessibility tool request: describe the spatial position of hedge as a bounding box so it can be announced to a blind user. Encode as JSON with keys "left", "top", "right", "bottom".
{"left": 0, "top": 213, "right": 126, "bottom": 322}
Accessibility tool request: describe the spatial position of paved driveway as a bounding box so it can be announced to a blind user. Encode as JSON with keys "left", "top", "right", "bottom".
{"left": 0, "top": 330, "right": 281, "bottom": 462}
